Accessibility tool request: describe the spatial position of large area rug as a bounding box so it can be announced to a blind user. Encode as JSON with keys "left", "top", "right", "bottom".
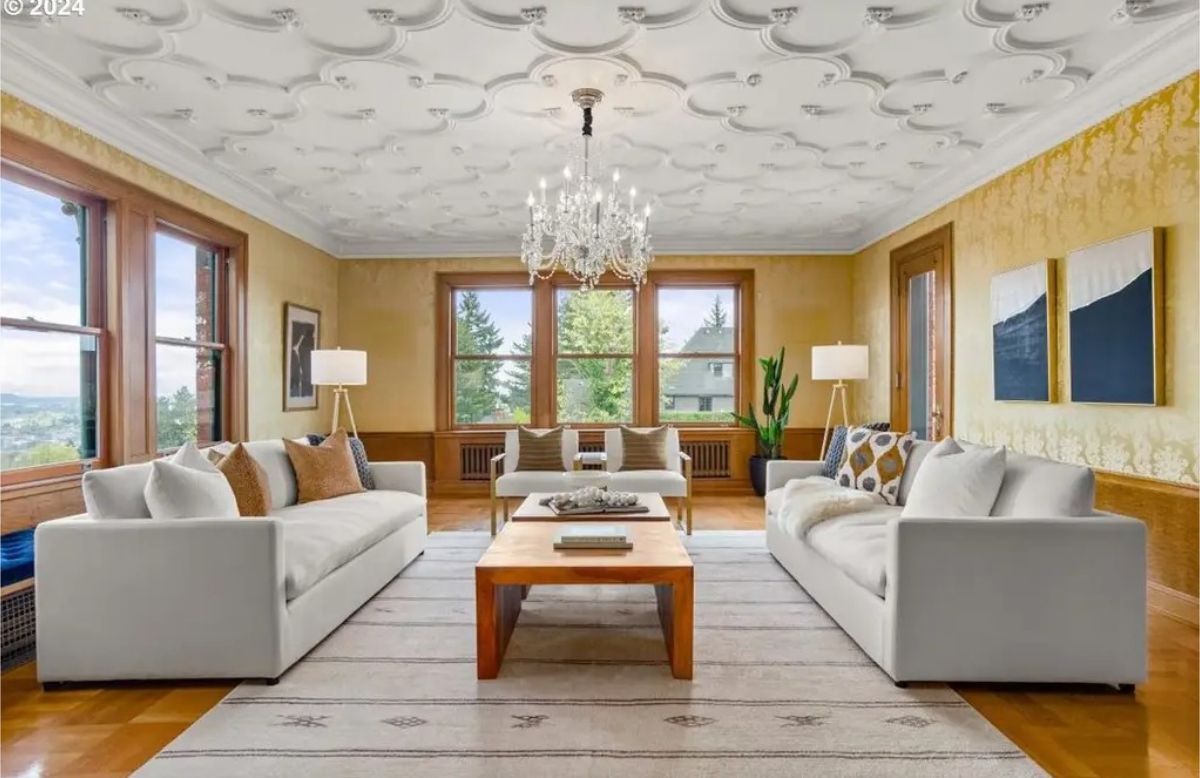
{"left": 137, "top": 531, "right": 1042, "bottom": 777}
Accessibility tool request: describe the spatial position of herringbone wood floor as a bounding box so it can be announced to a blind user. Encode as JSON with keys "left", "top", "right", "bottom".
{"left": 2, "top": 496, "right": 1196, "bottom": 777}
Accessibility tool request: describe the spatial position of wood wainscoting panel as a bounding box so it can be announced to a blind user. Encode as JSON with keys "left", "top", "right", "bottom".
{"left": 1095, "top": 471, "right": 1199, "bottom": 625}
{"left": 357, "top": 432, "right": 435, "bottom": 471}
{"left": 0, "top": 477, "right": 86, "bottom": 535}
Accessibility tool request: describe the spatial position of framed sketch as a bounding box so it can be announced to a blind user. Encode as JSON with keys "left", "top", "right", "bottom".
{"left": 1067, "top": 228, "right": 1164, "bottom": 405}
{"left": 284, "top": 303, "right": 320, "bottom": 411}
{"left": 991, "top": 259, "right": 1056, "bottom": 402}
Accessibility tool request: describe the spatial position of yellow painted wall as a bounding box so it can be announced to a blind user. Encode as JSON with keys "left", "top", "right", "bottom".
{"left": 337, "top": 254, "right": 856, "bottom": 431}
{"left": 1, "top": 94, "right": 340, "bottom": 440}
{"left": 851, "top": 74, "right": 1199, "bottom": 485}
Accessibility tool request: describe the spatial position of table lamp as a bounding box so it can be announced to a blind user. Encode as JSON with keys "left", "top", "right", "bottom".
{"left": 311, "top": 348, "right": 367, "bottom": 436}
{"left": 812, "top": 342, "right": 869, "bottom": 460}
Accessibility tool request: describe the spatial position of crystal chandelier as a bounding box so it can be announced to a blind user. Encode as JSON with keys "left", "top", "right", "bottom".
{"left": 522, "top": 88, "right": 654, "bottom": 288}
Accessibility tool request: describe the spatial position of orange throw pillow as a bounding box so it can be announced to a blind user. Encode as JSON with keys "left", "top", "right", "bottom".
{"left": 211, "top": 443, "right": 272, "bottom": 516}
{"left": 283, "top": 429, "right": 365, "bottom": 504}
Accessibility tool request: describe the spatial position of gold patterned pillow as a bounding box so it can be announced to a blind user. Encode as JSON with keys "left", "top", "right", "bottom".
{"left": 516, "top": 427, "right": 564, "bottom": 472}
{"left": 283, "top": 429, "right": 365, "bottom": 503}
{"left": 210, "top": 443, "right": 272, "bottom": 516}
{"left": 620, "top": 426, "right": 669, "bottom": 471}
{"left": 836, "top": 427, "right": 916, "bottom": 505}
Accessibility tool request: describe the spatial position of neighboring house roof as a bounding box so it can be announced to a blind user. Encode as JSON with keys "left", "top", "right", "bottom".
{"left": 662, "top": 327, "right": 735, "bottom": 397}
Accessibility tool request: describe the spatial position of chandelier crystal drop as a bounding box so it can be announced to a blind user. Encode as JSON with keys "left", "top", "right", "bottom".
{"left": 521, "top": 87, "right": 654, "bottom": 289}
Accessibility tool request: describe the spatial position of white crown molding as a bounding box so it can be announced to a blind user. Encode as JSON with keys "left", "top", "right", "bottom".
{"left": 848, "top": 15, "right": 1200, "bottom": 252}
{"left": 335, "top": 234, "right": 861, "bottom": 258}
{"left": 0, "top": 39, "right": 338, "bottom": 256}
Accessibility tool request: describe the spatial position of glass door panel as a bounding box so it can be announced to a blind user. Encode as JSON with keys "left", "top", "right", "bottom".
{"left": 907, "top": 270, "right": 935, "bottom": 440}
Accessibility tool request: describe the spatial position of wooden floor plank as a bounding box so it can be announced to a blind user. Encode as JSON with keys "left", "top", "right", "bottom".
{"left": 2, "top": 495, "right": 1195, "bottom": 777}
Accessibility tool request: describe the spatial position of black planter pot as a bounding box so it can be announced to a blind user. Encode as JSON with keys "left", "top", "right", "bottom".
{"left": 749, "top": 455, "right": 774, "bottom": 497}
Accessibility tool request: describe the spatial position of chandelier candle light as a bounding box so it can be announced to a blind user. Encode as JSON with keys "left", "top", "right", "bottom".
{"left": 522, "top": 88, "right": 654, "bottom": 289}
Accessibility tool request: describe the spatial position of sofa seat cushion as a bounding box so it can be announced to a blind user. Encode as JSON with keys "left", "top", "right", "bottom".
{"left": 608, "top": 470, "right": 687, "bottom": 497}
{"left": 804, "top": 506, "right": 900, "bottom": 599}
{"left": 495, "top": 471, "right": 573, "bottom": 497}
{"left": 273, "top": 490, "right": 424, "bottom": 600}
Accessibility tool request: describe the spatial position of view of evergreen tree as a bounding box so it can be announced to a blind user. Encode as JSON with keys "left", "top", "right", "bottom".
{"left": 447, "top": 287, "right": 729, "bottom": 424}
{"left": 556, "top": 289, "right": 634, "bottom": 422}
{"left": 156, "top": 386, "right": 198, "bottom": 450}
{"left": 703, "top": 294, "right": 729, "bottom": 332}
{"left": 454, "top": 291, "right": 506, "bottom": 423}
{"left": 504, "top": 332, "right": 533, "bottom": 423}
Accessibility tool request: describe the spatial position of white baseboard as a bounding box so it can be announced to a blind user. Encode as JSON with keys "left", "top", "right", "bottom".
{"left": 1148, "top": 582, "right": 1199, "bottom": 627}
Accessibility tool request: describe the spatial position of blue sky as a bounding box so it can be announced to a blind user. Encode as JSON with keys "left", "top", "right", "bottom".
{"left": 1, "top": 178, "right": 200, "bottom": 398}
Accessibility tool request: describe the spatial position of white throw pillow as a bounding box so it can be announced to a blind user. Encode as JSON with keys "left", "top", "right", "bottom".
{"left": 144, "top": 460, "right": 239, "bottom": 520}
{"left": 900, "top": 437, "right": 1007, "bottom": 518}
{"left": 170, "top": 441, "right": 221, "bottom": 473}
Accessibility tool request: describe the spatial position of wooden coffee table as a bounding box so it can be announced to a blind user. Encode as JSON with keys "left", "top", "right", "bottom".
{"left": 511, "top": 492, "right": 673, "bottom": 522}
{"left": 475, "top": 521, "right": 694, "bottom": 680}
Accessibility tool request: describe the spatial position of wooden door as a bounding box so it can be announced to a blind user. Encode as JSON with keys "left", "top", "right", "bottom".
{"left": 890, "top": 224, "right": 953, "bottom": 440}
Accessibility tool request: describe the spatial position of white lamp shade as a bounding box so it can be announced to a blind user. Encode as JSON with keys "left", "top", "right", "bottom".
{"left": 311, "top": 349, "right": 367, "bottom": 386}
{"left": 812, "top": 344, "right": 869, "bottom": 381}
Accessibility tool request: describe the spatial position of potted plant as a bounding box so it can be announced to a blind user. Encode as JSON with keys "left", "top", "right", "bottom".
{"left": 731, "top": 347, "right": 799, "bottom": 497}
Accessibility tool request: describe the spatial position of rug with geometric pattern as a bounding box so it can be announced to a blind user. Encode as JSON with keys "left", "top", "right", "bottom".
{"left": 136, "top": 531, "right": 1043, "bottom": 777}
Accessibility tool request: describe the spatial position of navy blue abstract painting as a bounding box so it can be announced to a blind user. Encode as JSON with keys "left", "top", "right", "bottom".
{"left": 992, "top": 261, "right": 1052, "bottom": 402}
{"left": 1067, "top": 231, "right": 1158, "bottom": 405}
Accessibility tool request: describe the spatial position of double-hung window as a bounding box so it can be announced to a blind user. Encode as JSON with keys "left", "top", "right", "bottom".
{"left": 153, "top": 227, "right": 227, "bottom": 451}
{"left": 451, "top": 287, "right": 533, "bottom": 425}
{"left": 0, "top": 167, "right": 104, "bottom": 478}
{"left": 555, "top": 286, "right": 634, "bottom": 424}
{"left": 657, "top": 286, "right": 738, "bottom": 423}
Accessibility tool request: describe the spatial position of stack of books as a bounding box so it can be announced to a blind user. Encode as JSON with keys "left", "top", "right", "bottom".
{"left": 553, "top": 524, "right": 632, "bottom": 550}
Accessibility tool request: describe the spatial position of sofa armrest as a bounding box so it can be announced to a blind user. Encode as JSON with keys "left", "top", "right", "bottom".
{"left": 35, "top": 517, "right": 286, "bottom": 681}
{"left": 370, "top": 461, "right": 426, "bottom": 498}
{"left": 885, "top": 514, "right": 1146, "bottom": 683}
{"left": 765, "top": 460, "right": 826, "bottom": 492}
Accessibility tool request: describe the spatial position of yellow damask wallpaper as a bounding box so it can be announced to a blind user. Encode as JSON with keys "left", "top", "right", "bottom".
{"left": 337, "top": 254, "right": 855, "bottom": 431}
{"left": 0, "top": 94, "right": 341, "bottom": 440}
{"left": 852, "top": 73, "right": 1199, "bottom": 485}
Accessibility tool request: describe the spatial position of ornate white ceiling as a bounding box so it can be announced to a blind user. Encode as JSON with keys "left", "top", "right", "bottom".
{"left": 2, "top": 1, "right": 1197, "bottom": 256}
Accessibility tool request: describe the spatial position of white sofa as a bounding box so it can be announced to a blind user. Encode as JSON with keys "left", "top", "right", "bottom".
{"left": 34, "top": 439, "right": 427, "bottom": 684}
{"left": 765, "top": 441, "right": 1147, "bottom": 687}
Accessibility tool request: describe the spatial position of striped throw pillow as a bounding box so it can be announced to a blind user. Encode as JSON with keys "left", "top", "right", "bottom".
{"left": 619, "top": 426, "right": 669, "bottom": 471}
{"left": 516, "top": 427, "right": 564, "bottom": 471}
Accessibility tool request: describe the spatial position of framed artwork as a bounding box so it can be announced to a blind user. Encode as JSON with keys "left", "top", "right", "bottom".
{"left": 991, "top": 259, "right": 1056, "bottom": 402}
{"left": 283, "top": 303, "right": 320, "bottom": 411}
{"left": 1067, "top": 228, "right": 1164, "bottom": 405}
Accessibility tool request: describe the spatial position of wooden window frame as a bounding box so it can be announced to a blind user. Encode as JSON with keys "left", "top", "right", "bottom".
{"left": 648, "top": 271, "right": 752, "bottom": 427}
{"left": 151, "top": 222, "right": 233, "bottom": 454}
{"left": 552, "top": 277, "right": 638, "bottom": 428}
{"left": 0, "top": 163, "right": 107, "bottom": 486}
{"left": 442, "top": 278, "right": 537, "bottom": 430}
{"left": 0, "top": 129, "right": 248, "bottom": 495}
{"left": 435, "top": 269, "right": 754, "bottom": 431}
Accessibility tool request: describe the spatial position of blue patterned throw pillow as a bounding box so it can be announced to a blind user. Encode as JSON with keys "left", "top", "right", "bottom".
{"left": 822, "top": 421, "right": 890, "bottom": 479}
{"left": 306, "top": 433, "right": 375, "bottom": 490}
